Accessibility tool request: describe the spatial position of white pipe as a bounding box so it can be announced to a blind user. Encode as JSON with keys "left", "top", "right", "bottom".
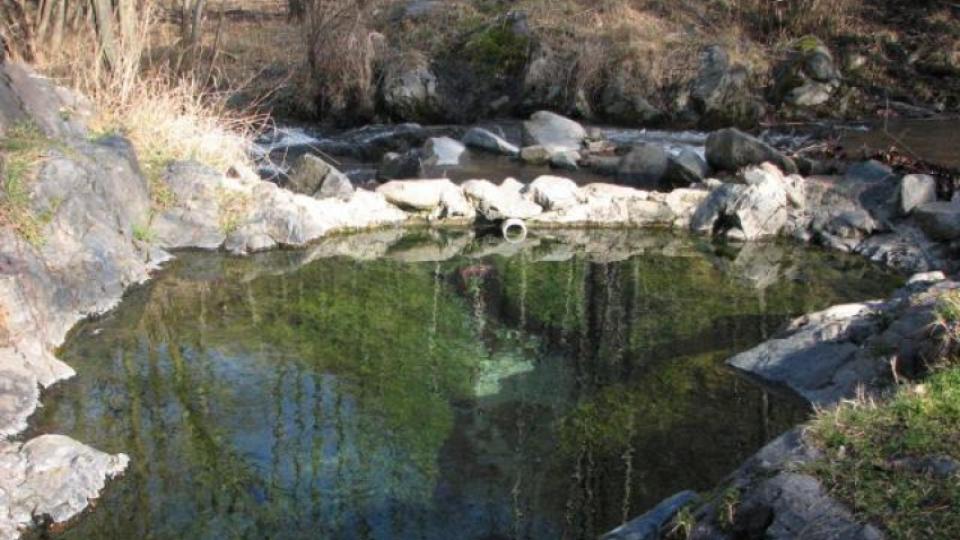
{"left": 501, "top": 218, "right": 528, "bottom": 244}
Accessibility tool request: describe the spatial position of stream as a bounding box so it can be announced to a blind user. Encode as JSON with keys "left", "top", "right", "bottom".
{"left": 28, "top": 230, "right": 901, "bottom": 540}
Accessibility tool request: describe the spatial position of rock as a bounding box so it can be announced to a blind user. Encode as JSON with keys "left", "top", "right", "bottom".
{"left": 582, "top": 155, "right": 621, "bottom": 176}
{"left": 688, "top": 46, "right": 765, "bottom": 128}
{"left": 286, "top": 154, "right": 354, "bottom": 200}
{"left": 617, "top": 143, "right": 669, "bottom": 189}
{"left": 599, "top": 72, "right": 665, "bottom": 125}
{"left": 899, "top": 174, "right": 937, "bottom": 215}
{"left": 771, "top": 38, "right": 841, "bottom": 108}
{"left": 523, "top": 175, "right": 582, "bottom": 210}
{"left": 549, "top": 149, "right": 580, "bottom": 171}
{"left": 151, "top": 161, "right": 228, "bottom": 250}
{"left": 601, "top": 491, "right": 698, "bottom": 540}
{"left": 519, "top": 145, "right": 553, "bottom": 166}
{"left": 377, "top": 150, "right": 423, "bottom": 181}
{"left": 664, "top": 149, "right": 709, "bottom": 187}
{"left": 845, "top": 160, "right": 895, "bottom": 184}
{"left": 462, "top": 179, "right": 543, "bottom": 221}
{"left": 376, "top": 179, "right": 475, "bottom": 222}
{"left": 0, "top": 435, "right": 129, "bottom": 538}
{"left": 463, "top": 127, "right": 519, "bottom": 156}
{"left": 422, "top": 136, "right": 466, "bottom": 166}
{"left": 705, "top": 128, "right": 797, "bottom": 174}
{"left": 381, "top": 52, "right": 444, "bottom": 123}
{"left": 521, "top": 110, "right": 587, "bottom": 152}
{"left": 887, "top": 455, "right": 960, "bottom": 479}
{"left": 691, "top": 164, "right": 790, "bottom": 240}
{"left": 914, "top": 201, "right": 960, "bottom": 241}
{"left": 0, "top": 62, "right": 91, "bottom": 139}
{"left": 728, "top": 301, "right": 890, "bottom": 405}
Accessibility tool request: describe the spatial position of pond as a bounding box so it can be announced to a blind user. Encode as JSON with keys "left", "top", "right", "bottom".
{"left": 29, "top": 230, "right": 901, "bottom": 540}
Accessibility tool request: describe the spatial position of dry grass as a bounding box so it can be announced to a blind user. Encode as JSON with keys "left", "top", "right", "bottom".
{"left": 33, "top": 2, "right": 264, "bottom": 208}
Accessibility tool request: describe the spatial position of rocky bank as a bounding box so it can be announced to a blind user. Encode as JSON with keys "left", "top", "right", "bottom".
{"left": 1, "top": 60, "right": 958, "bottom": 538}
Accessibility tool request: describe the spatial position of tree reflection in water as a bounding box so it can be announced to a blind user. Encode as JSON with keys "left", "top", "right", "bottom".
{"left": 28, "top": 230, "right": 901, "bottom": 540}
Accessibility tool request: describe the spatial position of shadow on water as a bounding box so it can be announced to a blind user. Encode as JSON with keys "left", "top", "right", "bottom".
{"left": 27, "top": 230, "right": 902, "bottom": 540}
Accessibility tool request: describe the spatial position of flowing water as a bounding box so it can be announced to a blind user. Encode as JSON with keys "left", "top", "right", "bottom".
{"left": 27, "top": 230, "right": 903, "bottom": 540}
{"left": 838, "top": 117, "right": 960, "bottom": 170}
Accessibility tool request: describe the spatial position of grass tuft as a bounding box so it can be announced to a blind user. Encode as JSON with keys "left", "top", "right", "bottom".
{"left": 0, "top": 122, "right": 55, "bottom": 246}
{"left": 808, "top": 369, "right": 960, "bottom": 539}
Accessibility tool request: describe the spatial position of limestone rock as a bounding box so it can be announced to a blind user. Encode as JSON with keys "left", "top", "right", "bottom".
{"left": 602, "top": 491, "right": 698, "bottom": 540}
{"left": 462, "top": 127, "right": 519, "bottom": 156}
{"left": 151, "top": 161, "right": 227, "bottom": 250}
{"left": 521, "top": 110, "right": 587, "bottom": 152}
{"left": 422, "top": 136, "right": 466, "bottom": 166}
{"left": 691, "top": 164, "right": 790, "bottom": 240}
{"left": 899, "top": 174, "right": 937, "bottom": 216}
{"left": 376, "top": 179, "right": 476, "bottom": 223}
{"left": 523, "top": 175, "right": 582, "bottom": 211}
{"left": 462, "top": 179, "right": 543, "bottom": 221}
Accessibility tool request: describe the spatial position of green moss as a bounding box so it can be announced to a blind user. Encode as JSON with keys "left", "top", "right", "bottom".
{"left": 808, "top": 367, "right": 960, "bottom": 539}
{"left": 463, "top": 23, "right": 531, "bottom": 77}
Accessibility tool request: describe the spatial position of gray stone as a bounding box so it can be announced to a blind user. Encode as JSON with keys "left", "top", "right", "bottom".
{"left": 422, "top": 136, "right": 466, "bottom": 166}
{"left": 151, "top": 161, "right": 227, "bottom": 250}
{"left": 463, "top": 127, "right": 519, "bottom": 156}
{"left": 845, "top": 160, "right": 895, "bottom": 184}
{"left": 286, "top": 154, "right": 354, "bottom": 200}
{"left": 688, "top": 46, "right": 765, "bottom": 128}
{"left": 914, "top": 201, "right": 960, "bottom": 241}
{"left": 599, "top": 72, "right": 665, "bottom": 125}
{"left": 771, "top": 39, "right": 841, "bottom": 108}
{"left": 378, "top": 150, "right": 423, "bottom": 181}
{"left": 381, "top": 53, "right": 443, "bottom": 123}
{"left": 602, "top": 491, "right": 698, "bottom": 540}
{"left": 665, "top": 149, "right": 709, "bottom": 187}
{"left": 521, "top": 110, "right": 587, "bottom": 151}
{"left": 617, "top": 143, "right": 669, "bottom": 189}
{"left": 705, "top": 128, "right": 797, "bottom": 174}
{"left": 549, "top": 149, "right": 580, "bottom": 171}
{"left": 899, "top": 174, "right": 937, "bottom": 215}
{"left": 582, "top": 155, "right": 621, "bottom": 176}
{"left": 691, "top": 164, "right": 790, "bottom": 240}
{"left": 519, "top": 145, "right": 552, "bottom": 166}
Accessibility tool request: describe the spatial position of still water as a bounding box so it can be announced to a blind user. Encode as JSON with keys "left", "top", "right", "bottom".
{"left": 30, "top": 230, "right": 901, "bottom": 540}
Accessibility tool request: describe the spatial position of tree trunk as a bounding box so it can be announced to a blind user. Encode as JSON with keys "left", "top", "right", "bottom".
{"left": 90, "top": 0, "right": 119, "bottom": 70}
{"left": 50, "top": 0, "right": 66, "bottom": 51}
{"left": 189, "top": 0, "right": 206, "bottom": 48}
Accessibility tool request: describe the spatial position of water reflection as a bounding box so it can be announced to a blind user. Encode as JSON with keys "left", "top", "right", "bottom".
{"left": 29, "top": 231, "right": 900, "bottom": 540}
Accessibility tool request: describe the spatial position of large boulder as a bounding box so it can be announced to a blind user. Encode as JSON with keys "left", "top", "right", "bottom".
{"left": 0, "top": 62, "right": 91, "bottom": 139}
{"left": 519, "top": 145, "right": 552, "bottom": 166}
{"left": 422, "top": 136, "right": 466, "bottom": 166}
{"left": 914, "top": 202, "right": 960, "bottom": 241}
{"left": 705, "top": 128, "right": 797, "bottom": 174}
{"left": 521, "top": 111, "right": 587, "bottom": 152}
{"left": 771, "top": 38, "right": 841, "bottom": 109}
{"left": 463, "top": 127, "right": 519, "bottom": 156}
{"left": 381, "top": 53, "right": 445, "bottom": 123}
{"left": 688, "top": 46, "right": 765, "bottom": 128}
{"left": 691, "top": 164, "right": 792, "bottom": 240}
{"left": 377, "top": 149, "right": 423, "bottom": 181}
{"left": 286, "top": 154, "right": 354, "bottom": 199}
{"left": 617, "top": 143, "right": 669, "bottom": 189}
